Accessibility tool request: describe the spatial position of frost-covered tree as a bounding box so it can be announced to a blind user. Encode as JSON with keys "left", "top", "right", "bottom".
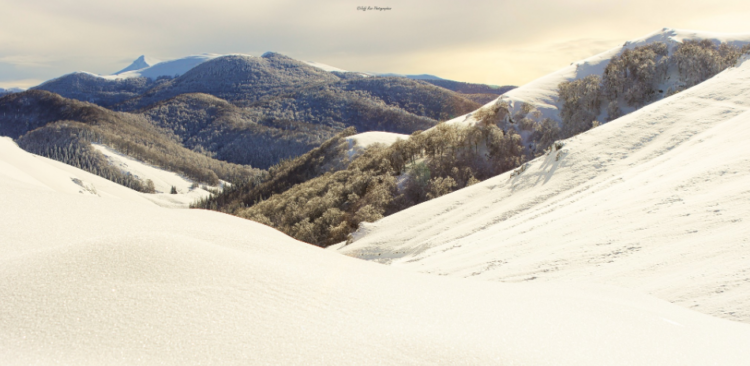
{"left": 602, "top": 43, "right": 668, "bottom": 107}
{"left": 559, "top": 75, "right": 603, "bottom": 138}
{"left": 672, "top": 40, "right": 750, "bottom": 88}
{"left": 144, "top": 179, "right": 156, "bottom": 194}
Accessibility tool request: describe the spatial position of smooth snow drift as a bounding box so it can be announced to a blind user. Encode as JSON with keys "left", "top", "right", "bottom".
{"left": 340, "top": 50, "right": 750, "bottom": 323}
{"left": 2, "top": 138, "right": 750, "bottom": 364}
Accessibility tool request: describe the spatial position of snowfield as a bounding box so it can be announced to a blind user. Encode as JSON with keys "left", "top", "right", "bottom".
{"left": 3, "top": 137, "right": 750, "bottom": 363}
{"left": 340, "top": 44, "right": 750, "bottom": 324}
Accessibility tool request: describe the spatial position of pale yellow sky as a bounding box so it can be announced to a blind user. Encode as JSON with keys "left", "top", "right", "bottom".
{"left": 1, "top": 0, "right": 750, "bottom": 88}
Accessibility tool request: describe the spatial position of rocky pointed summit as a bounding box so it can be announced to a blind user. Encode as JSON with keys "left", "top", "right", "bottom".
{"left": 113, "top": 55, "right": 160, "bottom": 75}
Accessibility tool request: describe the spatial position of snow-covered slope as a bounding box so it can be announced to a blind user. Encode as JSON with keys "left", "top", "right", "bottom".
{"left": 91, "top": 144, "right": 220, "bottom": 208}
{"left": 339, "top": 51, "right": 750, "bottom": 323}
{"left": 113, "top": 55, "right": 160, "bottom": 75}
{"left": 0, "top": 138, "right": 214, "bottom": 209}
{"left": 108, "top": 53, "right": 223, "bottom": 80}
{"left": 343, "top": 131, "right": 409, "bottom": 158}
{"left": 3, "top": 139, "right": 750, "bottom": 365}
{"left": 445, "top": 28, "right": 750, "bottom": 127}
{"left": 346, "top": 131, "right": 408, "bottom": 149}
{"left": 302, "top": 60, "right": 347, "bottom": 72}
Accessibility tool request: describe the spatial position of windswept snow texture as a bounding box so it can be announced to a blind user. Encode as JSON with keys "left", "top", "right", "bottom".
{"left": 444, "top": 28, "right": 750, "bottom": 127}
{"left": 340, "top": 55, "right": 750, "bottom": 323}
{"left": 3, "top": 139, "right": 750, "bottom": 365}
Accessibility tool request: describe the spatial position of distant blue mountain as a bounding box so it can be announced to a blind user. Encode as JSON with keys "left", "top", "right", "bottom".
{"left": 375, "top": 73, "right": 446, "bottom": 80}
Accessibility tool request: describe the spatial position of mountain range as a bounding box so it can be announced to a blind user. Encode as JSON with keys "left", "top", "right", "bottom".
{"left": 1, "top": 52, "right": 512, "bottom": 175}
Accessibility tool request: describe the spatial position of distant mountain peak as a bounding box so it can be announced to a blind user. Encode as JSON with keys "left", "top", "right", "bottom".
{"left": 114, "top": 55, "right": 160, "bottom": 75}
{"left": 374, "top": 73, "right": 446, "bottom": 81}
{"left": 261, "top": 52, "right": 292, "bottom": 60}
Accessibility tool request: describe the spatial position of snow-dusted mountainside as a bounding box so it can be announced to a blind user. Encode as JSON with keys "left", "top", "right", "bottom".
{"left": 0, "top": 87, "right": 23, "bottom": 94}
{"left": 3, "top": 139, "right": 750, "bottom": 365}
{"left": 103, "top": 54, "right": 347, "bottom": 81}
{"left": 339, "top": 53, "right": 750, "bottom": 323}
{"left": 446, "top": 28, "right": 750, "bottom": 127}
{"left": 114, "top": 54, "right": 350, "bottom": 80}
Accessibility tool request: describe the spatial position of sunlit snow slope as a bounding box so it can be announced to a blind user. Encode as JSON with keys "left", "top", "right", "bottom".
{"left": 91, "top": 144, "right": 219, "bottom": 208}
{"left": 340, "top": 52, "right": 750, "bottom": 323}
{"left": 347, "top": 131, "right": 408, "bottom": 149}
{"left": 3, "top": 140, "right": 750, "bottom": 364}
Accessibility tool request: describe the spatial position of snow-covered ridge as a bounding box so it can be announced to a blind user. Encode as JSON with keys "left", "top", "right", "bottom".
{"left": 113, "top": 55, "right": 161, "bottom": 75}
{"left": 444, "top": 28, "right": 750, "bottom": 127}
{"left": 339, "top": 48, "right": 750, "bottom": 323}
{"left": 105, "top": 53, "right": 225, "bottom": 80}
{"left": 3, "top": 138, "right": 750, "bottom": 365}
{"left": 302, "top": 60, "right": 347, "bottom": 72}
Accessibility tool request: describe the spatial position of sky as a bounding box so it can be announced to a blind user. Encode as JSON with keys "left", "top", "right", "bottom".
{"left": 1, "top": 0, "right": 750, "bottom": 89}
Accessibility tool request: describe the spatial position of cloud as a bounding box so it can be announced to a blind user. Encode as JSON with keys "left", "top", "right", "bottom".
{"left": 0, "top": 78, "right": 44, "bottom": 89}
{"left": 0, "top": 0, "right": 749, "bottom": 86}
{"left": 0, "top": 55, "right": 53, "bottom": 68}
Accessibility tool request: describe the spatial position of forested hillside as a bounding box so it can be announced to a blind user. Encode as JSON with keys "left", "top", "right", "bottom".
{"left": 193, "top": 36, "right": 750, "bottom": 247}
{"left": 0, "top": 91, "right": 261, "bottom": 191}
{"left": 27, "top": 53, "right": 501, "bottom": 169}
